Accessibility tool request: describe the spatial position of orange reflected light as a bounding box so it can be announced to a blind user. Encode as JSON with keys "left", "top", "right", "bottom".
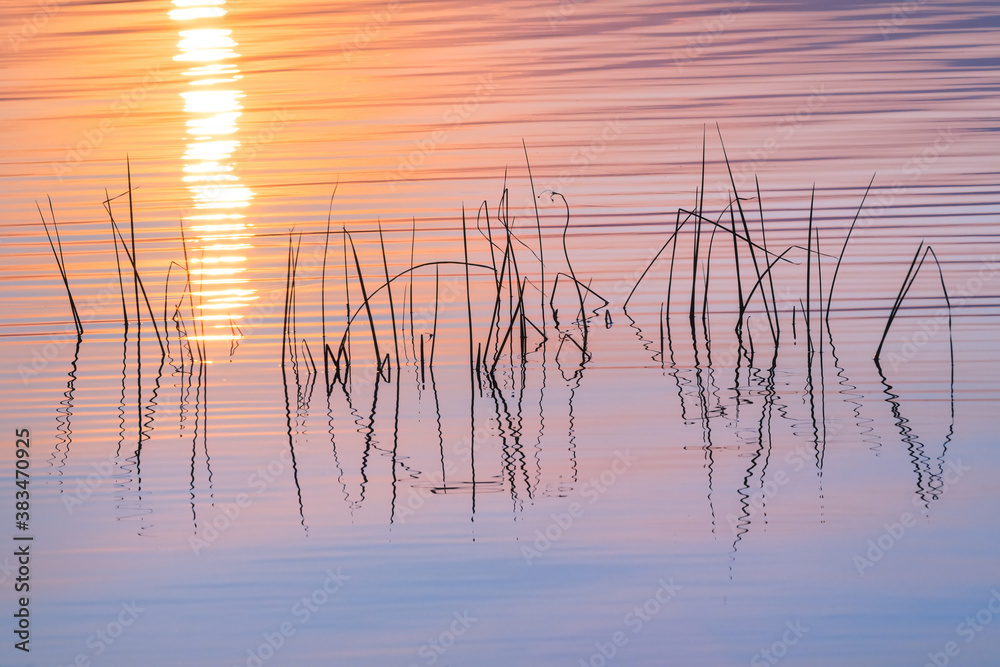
{"left": 198, "top": 303, "right": 252, "bottom": 310}
{"left": 187, "top": 111, "right": 242, "bottom": 136}
{"left": 193, "top": 289, "right": 255, "bottom": 296}
{"left": 189, "top": 224, "right": 248, "bottom": 232}
{"left": 183, "top": 140, "right": 239, "bottom": 161}
{"left": 174, "top": 0, "right": 256, "bottom": 343}
{"left": 182, "top": 63, "right": 239, "bottom": 76}
{"left": 190, "top": 256, "right": 247, "bottom": 263}
{"left": 196, "top": 314, "right": 244, "bottom": 321}
{"left": 191, "top": 184, "right": 253, "bottom": 205}
{"left": 181, "top": 89, "right": 243, "bottom": 113}
{"left": 170, "top": 7, "right": 226, "bottom": 21}
{"left": 189, "top": 267, "right": 246, "bottom": 275}
{"left": 200, "top": 244, "right": 251, "bottom": 251}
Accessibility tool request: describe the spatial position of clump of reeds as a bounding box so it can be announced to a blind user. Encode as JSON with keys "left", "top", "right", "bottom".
{"left": 300, "top": 147, "right": 610, "bottom": 395}
{"left": 38, "top": 143, "right": 955, "bottom": 394}
{"left": 103, "top": 161, "right": 165, "bottom": 354}
{"left": 625, "top": 127, "right": 789, "bottom": 344}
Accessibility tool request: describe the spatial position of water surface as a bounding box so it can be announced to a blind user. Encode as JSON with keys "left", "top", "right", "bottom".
{"left": 1, "top": 1, "right": 999, "bottom": 665}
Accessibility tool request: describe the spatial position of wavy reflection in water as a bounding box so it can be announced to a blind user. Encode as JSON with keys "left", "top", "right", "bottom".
{"left": 878, "top": 364, "right": 955, "bottom": 510}
{"left": 115, "top": 322, "right": 154, "bottom": 529}
{"left": 27, "top": 160, "right": 968, "bottom": 566}
{"left": 280, "top": 237, "right": 312, "bottom": 531}
{"left": 49, "top": 338, "right": 81, "bottom": 481}
{"left": 172, "top": 0, "right": 256, "bottom": 343}
{"left": 610, "top": 161, "right": 964, "bottom": 574}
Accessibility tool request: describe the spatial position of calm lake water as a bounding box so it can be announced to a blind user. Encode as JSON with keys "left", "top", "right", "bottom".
{"left": 1, "top": 0, "right": 999, "bottom": 665}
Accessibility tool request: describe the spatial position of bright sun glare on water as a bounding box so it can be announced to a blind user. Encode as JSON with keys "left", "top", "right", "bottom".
{"left": 172, "top": 0, "right": 256, "bottom": 342}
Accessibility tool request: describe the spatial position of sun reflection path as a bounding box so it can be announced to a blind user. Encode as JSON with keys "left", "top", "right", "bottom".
{"left": 172, "top": 0, "right": 256, "bottom": 343}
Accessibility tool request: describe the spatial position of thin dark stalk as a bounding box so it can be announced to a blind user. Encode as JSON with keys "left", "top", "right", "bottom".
{"left": 409, "top": 217, "right": 417, "bottom": 360}
{"left": 37, "top": 198, "right": 83, "bottom": 336}
{"left": 517, "top": 278, "right": 527, "bottom": 361}
{"left": 702, "top": 220, "right": 720, "bottom": 328}
{"left": 552, "top": 192, "right": 585, "bottom": 328}
{"left": 162, "top": 260, "right": 189, "bottom": 350}
{"left": 110, "top": 221, "right": 165, "bottom": 354}
{"left": 625, "top": 210, "right": 690, "bottom": 309}
{"left": 691, "top": 127, "right": 707, "bottom": 327}
{"left": 302, "top": 338, "right": 317, "bottom": 376}
{"left": 281, "top": 235, "right": 294, "bottom": 371}
{"left": 377, "top": 219, "right": 400, "bottom": 373}
{"left": 290, "top": 233, "right": 303, "bottom": 377}
{"left": 523, "top": 140, "right": 545, "bottom": 332}
{"left": 177, "top": 216, "right": 203, "bottom": 362}
{"left": 740, "top": 246, "right": 793, "bottom": 324}
{"left": 491, "top": 278, "right": 527, "bottom": 373}
{"left": 805, "top": 185, "right": 816, "bottom": 353}
{"left": 551, "top": 273, "right": 608, "bottom": 309}
{"left": 478, "top": 201, "right": 496, "bottom": 277}
{"left": 112, "top": 219, "right": 129, "bottom": 330}
{"left": 659, "top": 302, "right": 665, "bottom": 366}
{"left": 346, "top": 232, "right": 382, "bottom": 367}
{"left": 926, "top": 247, "right": 954, "bottom": 368}
{"left": 128, "top": 158, "right": 139, "bottom": 349}
{"left": 874, "top": 242, "right": 932, "bottom": 361}
{"left": 321, "top": 186, "right": 337, "bottom": 389}
{"left": 815, "top": 227, "right": 824, "bottom": 341}
{"left": 430, "top": 265, "right": 440, "bottom": 368}
{"left": 462, "top": 206, "right": 474, "bottom": 381}
{"left": 665, "top": 209, "right": 685, "bottom": 324}
{"left": 400, "top": 285, "right": 409, "bottom": 365}
{"left": 756, "top": 176, "right": 780, "bottom": 341}
{"left": 690, "top": 188, "right": 701, "bottom": 327}
{"left": 826, "top": 173, "right": 876, "bottom": 324}
{"left": 485, "top": 232, "right": 512, "bottom": 354}
{"left": 718, "top": 127, "right": 772, "bottom": 338}
{"left": 728, "top": 196, "right": 745, "bottom": 329}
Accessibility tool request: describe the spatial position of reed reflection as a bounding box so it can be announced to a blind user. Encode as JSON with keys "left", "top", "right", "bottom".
{"left": 172, "top": 0, "right": 256, "bottom": 342}
{"left": 616, "top": 146, "right": 961, "bottom": 575}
